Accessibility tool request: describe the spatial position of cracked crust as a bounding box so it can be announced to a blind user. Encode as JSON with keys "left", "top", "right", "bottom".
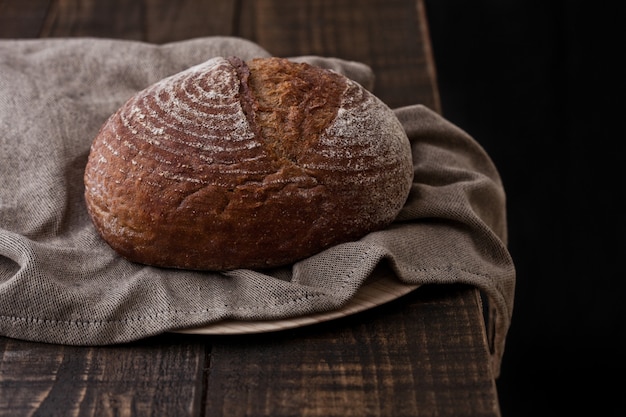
{"left": 84, "top": 57, "right": 413, "bottom": 270}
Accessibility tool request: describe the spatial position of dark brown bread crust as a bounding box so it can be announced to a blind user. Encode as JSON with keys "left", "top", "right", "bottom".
{"left": 84, "top": 57, "right": 413, "bottom": 270}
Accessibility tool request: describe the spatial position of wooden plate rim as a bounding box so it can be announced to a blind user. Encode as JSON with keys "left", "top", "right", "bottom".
{"left": 173, "top": 274, "right": 420, "bottom": 335}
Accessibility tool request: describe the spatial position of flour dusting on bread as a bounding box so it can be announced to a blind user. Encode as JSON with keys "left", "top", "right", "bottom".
{"left": 84, "top": 56, "right": 413, "bottom": 270}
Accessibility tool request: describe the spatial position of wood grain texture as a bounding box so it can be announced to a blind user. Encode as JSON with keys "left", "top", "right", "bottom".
{"left": 16, "top": 0, "right": 237, "bottom": 42}
{"left": 0, "top": 1, "right": 499, "bottom": 416}
{"left": 0, "top": 335, "right": 206, "bottom": 416}
{"left": 0, "top": 287, "right": 499, "bottom": 417}
{"left": 238, "top": 0, "right": 441, "bottom": 110}
{"left": 142, "top": 0, "right": 238, "bottom": 43}
{"left": 204, "top": 285, "right": 499, "bottom": 417}
{"left": 0, "top": 0, "right": 51, "bottom": 38}
{"left": 39, "top": 0, "right": 145, "bottom": 40}
{"left": 0, "top": 0, "right": 440, "bottom": 110}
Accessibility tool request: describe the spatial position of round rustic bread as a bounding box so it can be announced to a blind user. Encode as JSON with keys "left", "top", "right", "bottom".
{"left": 84, "top": 56, "right": 414, "bottom": 270}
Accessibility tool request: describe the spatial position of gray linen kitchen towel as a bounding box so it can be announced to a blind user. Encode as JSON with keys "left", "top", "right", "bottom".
{"left": 0, "top": 36, "right": 515, "bottom": 375}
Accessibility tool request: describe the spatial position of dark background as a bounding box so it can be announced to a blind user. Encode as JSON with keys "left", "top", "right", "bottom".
{"left": 424, "top": 0, "right": 625, "bottom": 416}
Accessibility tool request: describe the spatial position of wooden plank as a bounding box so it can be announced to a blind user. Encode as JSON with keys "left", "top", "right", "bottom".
{"left": 35, "top": 0, "right": 237, "bottom": 43}
{"left": 38, "top": 0, "right": 144, "bottom": 39}
{"left": 0, "top": 2, "right": 499, "bottom": 416}
{"left": 204, "top": 285, "right": 500, "bottom": 417}
{"left": 1, "top": 0, "right": 439, "bottom": 110}
{"left": 238, "top": 0, "right": 440, "bottom": 110}
{"left": 142, "top": 0, "right": 237, "bottom": 43}
{"left": 0, "top": 0, "right": 51, "bottom": 38}
{"left": 0, "top": 334, "right": 207, "bottom": 417}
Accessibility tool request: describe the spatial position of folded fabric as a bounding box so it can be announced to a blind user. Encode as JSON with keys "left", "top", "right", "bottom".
{"left": 0, "top": 36, "right": 515, "bottom": 375}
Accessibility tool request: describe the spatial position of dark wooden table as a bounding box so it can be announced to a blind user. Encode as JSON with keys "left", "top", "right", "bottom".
{"left": 0, "top": 1, "right": 502, "bottom": 416}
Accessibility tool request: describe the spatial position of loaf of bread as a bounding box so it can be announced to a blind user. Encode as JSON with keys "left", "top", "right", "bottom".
{"left": 84, "top": 56, "right": 413, "bottom": 270}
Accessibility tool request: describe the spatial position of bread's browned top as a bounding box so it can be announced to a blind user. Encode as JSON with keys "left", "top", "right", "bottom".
{"left": 84, "top": 57, "right": 413, "bottom": 270}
